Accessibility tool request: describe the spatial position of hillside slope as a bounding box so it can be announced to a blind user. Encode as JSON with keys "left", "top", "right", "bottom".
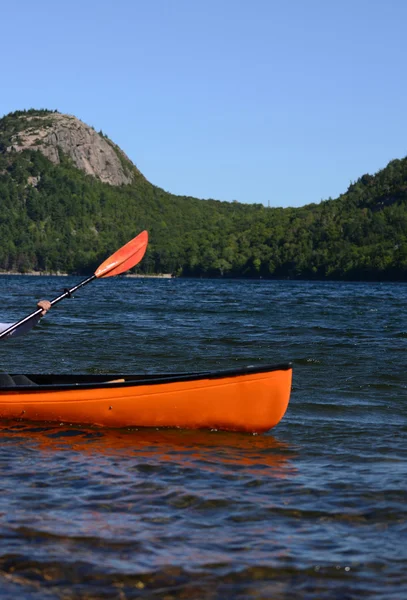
{"left": 1, "top": 109, "right": 141, "bottom": 186}
{"left": 0, "top": 109, "right": 406, "bottom": 280}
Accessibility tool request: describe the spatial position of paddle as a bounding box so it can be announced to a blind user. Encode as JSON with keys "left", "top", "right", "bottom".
{"left": 0, "top": 230, "right": 148, "bottom": 340}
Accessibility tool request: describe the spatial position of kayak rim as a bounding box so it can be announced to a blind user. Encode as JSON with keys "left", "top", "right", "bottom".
{"left": 5, "top": 362, "right": 293, "bottom": 391}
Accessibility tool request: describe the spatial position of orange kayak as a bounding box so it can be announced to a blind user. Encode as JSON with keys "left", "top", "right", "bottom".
{"left": 0, "top": 363, "right": 292, "bottom": 433}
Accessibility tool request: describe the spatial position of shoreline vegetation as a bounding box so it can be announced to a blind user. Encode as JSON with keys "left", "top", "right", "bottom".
{"left": 0, "top": 271, "right": 173, "bottom": 278}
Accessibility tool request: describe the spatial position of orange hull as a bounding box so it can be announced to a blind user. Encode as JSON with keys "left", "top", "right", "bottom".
{"left": 0, "top": 364, "right": 292, "bottom": 433}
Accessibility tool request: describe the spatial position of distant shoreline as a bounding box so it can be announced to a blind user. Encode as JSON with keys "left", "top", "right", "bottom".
{"left": 0, "top": 271, "right": 173, "bottom": 278}
{"left": 126, "top": 273, "right": 172, "bottom": 278}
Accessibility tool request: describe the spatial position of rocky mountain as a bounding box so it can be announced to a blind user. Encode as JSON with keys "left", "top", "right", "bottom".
{"left": 4, "top": 110, "right": 140, "bottom": 186}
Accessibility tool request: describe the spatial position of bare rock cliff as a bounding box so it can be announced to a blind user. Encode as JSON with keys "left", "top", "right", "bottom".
{"left": 7, "top": 113, "right": 140, "bottom": 186}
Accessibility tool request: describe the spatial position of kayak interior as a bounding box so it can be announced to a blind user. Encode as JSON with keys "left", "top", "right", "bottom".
{"left": 3, "top": 362, "right": 293, "bottom": 390}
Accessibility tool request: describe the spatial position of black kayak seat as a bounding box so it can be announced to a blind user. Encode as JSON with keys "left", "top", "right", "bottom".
{"left": 0, "top": 374, "right": 38, "bottom": 386}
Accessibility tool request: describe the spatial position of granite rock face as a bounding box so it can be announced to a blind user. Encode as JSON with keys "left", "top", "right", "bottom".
{"left": 7, "top": 113, "right": 139, "bottom": 186}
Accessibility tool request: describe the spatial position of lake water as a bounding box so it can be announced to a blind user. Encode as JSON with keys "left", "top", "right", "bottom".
{"left": 0, "top": 276, "right": 406, "bottom": 599}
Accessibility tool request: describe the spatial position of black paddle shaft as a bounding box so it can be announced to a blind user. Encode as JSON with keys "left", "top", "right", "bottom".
{"left": 0, "top": 274, "right": 96, "bottom": 340}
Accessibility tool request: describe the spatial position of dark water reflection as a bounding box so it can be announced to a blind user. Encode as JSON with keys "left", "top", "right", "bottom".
{"left": 0, "top": 276, "right": 406, "bottom": 598}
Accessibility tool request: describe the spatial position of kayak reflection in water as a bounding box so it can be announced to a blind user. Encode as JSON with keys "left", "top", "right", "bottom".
{"left": 0, "top": 300, "right": 51, "bottom": 386}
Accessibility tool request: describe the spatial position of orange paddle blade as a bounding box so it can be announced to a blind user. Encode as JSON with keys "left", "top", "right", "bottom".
{"left": 94, "top": 230, "right": 148, "bottom": 278}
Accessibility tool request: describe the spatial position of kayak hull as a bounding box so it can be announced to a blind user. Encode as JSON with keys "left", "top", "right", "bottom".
{"left": 0, "top": 363, "right": 292, "bottom": 433}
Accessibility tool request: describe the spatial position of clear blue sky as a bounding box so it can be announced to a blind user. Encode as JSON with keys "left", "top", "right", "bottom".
{"left": 1, "top": 0, "right": 407, "bottom": 207}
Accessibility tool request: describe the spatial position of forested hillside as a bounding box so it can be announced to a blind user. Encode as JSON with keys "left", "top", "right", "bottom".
{"left": 1, "top": 109, "right": 406, "bottom": 280}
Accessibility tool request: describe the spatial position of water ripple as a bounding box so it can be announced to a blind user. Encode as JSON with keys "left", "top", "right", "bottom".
{"left": 0, "top": 277, "right": 406, "bottom": 598}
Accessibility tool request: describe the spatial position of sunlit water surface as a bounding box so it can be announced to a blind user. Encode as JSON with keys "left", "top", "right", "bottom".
{"left": 0, "top": 276, "right": 406, "bottom": 599}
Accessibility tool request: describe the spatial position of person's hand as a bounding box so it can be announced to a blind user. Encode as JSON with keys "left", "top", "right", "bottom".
{"left": 37, "top": 300, "right": 51, "bottom": 316}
